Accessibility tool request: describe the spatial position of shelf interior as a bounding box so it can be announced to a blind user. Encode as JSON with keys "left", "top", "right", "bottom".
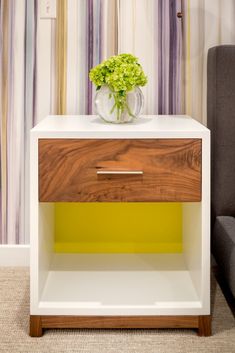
{"left": 40, "top": 253, "right": 199, "bottom": 308}
{"left": 37, "top": 202, "right": 203, "bottom": 314}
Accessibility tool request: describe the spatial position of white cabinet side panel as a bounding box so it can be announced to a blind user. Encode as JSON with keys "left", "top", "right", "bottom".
{"left": 183, "top": 203, "right": 202, "bottom": 298}
{"left": 30, "top": 134, "right": 39, "bottom": 313}
{"left": 38, "top": 203, "right": 54, "bottom": 298}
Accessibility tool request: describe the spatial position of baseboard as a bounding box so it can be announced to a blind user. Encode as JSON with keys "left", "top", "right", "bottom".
{"left": 0, "top": 245, "right": 30, "bottom": 266}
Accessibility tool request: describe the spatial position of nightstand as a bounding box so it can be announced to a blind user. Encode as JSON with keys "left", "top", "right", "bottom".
{"left": 30, "top": 115, "right": 211, "bottom": 336}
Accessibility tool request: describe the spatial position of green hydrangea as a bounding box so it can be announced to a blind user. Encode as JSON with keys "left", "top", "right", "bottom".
{"left": 89, "top": 54, "right": 147, "bottom": 92}
{"left": 89, "top": 54, "right": 147, "bottom": 121}
{"left": 89, "top": 53, "right": 147, "bottom": 92}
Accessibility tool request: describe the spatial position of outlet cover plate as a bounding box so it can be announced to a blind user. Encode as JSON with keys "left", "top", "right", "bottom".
{"left": 40, "top": 0, "right": 56, "bottom": 19}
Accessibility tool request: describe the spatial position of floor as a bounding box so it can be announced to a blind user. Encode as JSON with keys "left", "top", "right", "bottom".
{"left": 0, "top": 267, "right": 235, "bottom": 353}
{"left": 213, "top": 265, "right": 235, "bottom": 318}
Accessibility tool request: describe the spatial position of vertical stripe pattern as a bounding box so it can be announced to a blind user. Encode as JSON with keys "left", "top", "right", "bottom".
{"left": 0, "top": 0, "right": 26, "bottom": 243}
{"left": 2, "top": 0, "right": 235, "bottom": 244}
{"left": 86, "top": 0, "right": 94, "bottom": 114}
{"left": 0, "top": 0, "right": 9, "bottom": 243}
{"left": 0, "top": 0, "right": 186, "bottom": 244}
{"left": 56, "top": 0, "right": 67, "bottom": 115}
{"left": 110, "top": 0, "right": 183, "bottom": 115}
{"left": 85, "top": 0, "right": 119, "bottom": 114}
{"left": 184, "top": 0, "right": 235, "bottom": 123}
{"left": 158, "top": 0, "right": 183, "bottom": 114}
{"left": 24, "top": 0, "right": 38, "bottom": 244}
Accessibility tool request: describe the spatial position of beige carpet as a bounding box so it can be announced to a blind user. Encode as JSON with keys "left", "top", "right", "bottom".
{"left": 0, "top": 268, "right": 234, "bottom": 353}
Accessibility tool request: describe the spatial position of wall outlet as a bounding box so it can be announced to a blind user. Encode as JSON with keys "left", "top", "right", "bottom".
{"left": 40, "top": 0, "right": 56, "bottom": 19}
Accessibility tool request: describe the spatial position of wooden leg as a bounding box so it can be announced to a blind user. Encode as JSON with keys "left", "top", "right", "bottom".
{"left": 198, "top": 315, "right": 212, "bottom": 336}
{"left": 30, "top": 315, "right": 43, "bottom": 337}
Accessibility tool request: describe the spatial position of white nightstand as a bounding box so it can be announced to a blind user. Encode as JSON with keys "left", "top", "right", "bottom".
{"left": 30, "top": 115, "right": 211, "bottom": 336}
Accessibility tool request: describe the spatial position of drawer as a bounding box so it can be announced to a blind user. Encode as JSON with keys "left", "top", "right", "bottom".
{"left": 39, "top": 139, "right": 201, "bottom": 202}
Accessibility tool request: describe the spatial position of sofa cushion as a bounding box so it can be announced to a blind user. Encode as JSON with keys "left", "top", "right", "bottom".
{"left": 213, "top": 216, "right": 235, "bottom": 297}
{"left": 207, "top": 45, "right": 235, "bottom": 218}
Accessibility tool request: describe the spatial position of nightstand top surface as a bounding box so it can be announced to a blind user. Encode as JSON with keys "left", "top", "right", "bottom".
{"left": 31, "top": 115, "right": 209, "bottom": 138}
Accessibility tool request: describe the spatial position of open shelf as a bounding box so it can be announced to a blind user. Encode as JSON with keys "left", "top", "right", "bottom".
{"left": 33, "top": 201, "right": 205, "bottom": 316}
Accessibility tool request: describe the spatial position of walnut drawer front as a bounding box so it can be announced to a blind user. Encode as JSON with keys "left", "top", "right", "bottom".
{"left": 39, "top": 139, "right": 201, "bottom": 202}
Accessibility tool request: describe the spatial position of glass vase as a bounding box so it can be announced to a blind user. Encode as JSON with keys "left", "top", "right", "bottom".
{"left": 94, "top": 85, "right": 144, "bottom": 124}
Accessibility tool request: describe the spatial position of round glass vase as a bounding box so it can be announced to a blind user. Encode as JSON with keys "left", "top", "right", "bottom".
{"left": 94, "top": 85, "right": 144, "bottom": 124}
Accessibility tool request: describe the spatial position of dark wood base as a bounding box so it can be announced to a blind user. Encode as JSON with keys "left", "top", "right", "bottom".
{"left": 30, "top": 315, "right": 211, "bottom": 337}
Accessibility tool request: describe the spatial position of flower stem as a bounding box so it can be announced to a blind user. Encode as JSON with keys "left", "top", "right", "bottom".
{"left": 109, "top": 90, "right": 134, "bottom": 121}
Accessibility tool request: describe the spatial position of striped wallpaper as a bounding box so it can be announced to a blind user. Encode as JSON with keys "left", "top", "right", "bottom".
{"left": 183, "top": 0, "right": 235, "bottom": 124}
{"left": 0, "top": 0, "right": 27, "bottom": 244}
{"left": 1, "top": 0, "right": 235, "bottom": 244}
{"left": 65, "top": 0, "right": 184, "bottom": 115}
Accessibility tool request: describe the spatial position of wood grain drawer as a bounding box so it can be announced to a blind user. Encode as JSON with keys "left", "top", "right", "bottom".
{"left": 39, "top": 139, "right": 201, "bottom": 202}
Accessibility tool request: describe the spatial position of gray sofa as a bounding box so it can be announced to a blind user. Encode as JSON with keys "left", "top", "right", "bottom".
{"left": 207, "top": 45, "right": 235, "bottom": 298}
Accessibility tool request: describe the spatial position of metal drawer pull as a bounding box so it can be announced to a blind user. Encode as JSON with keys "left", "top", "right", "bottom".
{"left": 97, "top": 170, "right": 143, "bottom": 175}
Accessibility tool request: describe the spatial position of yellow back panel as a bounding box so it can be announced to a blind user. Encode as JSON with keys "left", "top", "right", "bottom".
{"left": 55, "top": 203, "right": 182, "bottom": 253}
